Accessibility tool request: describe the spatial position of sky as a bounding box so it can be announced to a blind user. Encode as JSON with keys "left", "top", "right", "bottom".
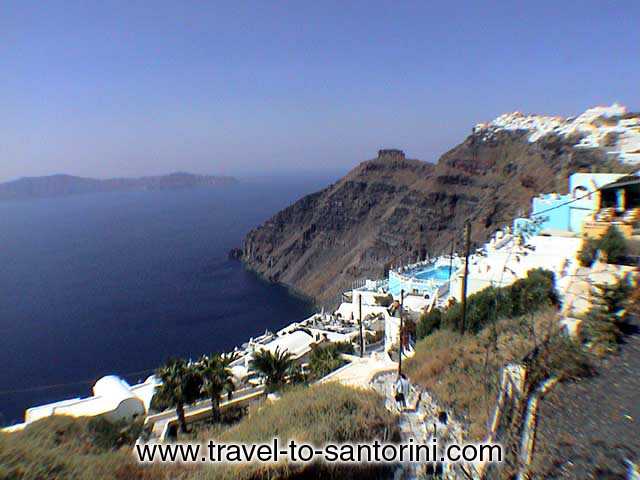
{"left": 1, "top": 0, "right": 639, "bottom": 182}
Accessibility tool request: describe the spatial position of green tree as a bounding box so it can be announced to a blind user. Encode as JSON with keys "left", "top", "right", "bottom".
{"left": 197, "top": 352, "right": 238, "bottom": 423}
{"left": 309, "top": 343, "right": 346, "bottom": 379}
{"left": 510, "top": 268, "right": 558, "bottom": 316}
{"left": 155, "top": 358, "right": 202, "bottom": 433}
{"left": 581, "top": 275, "right": 633, "bottom": 355}
{"left": 250, "top": 347, "right": 295, "bottom": 391}
{"left": 441, "top": 269, "right": 558, "bottom": 334}
{"left": 417, "top": 308, "right": 442, "bottom": 339}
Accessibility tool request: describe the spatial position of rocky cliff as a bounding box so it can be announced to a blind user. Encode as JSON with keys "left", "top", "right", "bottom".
{"left": 242, "top": 111, "right": 637, "bottom": 306}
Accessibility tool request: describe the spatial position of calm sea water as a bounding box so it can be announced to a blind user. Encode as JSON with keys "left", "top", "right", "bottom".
{"left": 0, "top": 177, "right": 332, "bottom": 425}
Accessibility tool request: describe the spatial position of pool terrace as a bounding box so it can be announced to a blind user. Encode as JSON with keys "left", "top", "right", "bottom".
{"left": 388, "top": 257, "right": 461, "bottom": 297}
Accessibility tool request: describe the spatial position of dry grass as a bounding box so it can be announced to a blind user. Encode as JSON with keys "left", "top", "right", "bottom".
{"left": 0, "top": 416, "right": 177, "bottom": 480}
{"left": 406, "top": 308, "right": 559, "bottom": 440}
{"left": 0, "top": 384, "right": 396, "bottom": 480}
{"left": 192, "top": 382, "right": 399, "bottom": 480}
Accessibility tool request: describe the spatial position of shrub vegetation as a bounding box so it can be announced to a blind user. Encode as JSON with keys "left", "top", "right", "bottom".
{"left": 308, "top": 341, "right": 353, "bottom": 380}
{"left": 416, "top": 308, "right": 442, "bottom": 339}
{"left": 581, "top": 274, "right": 634, "bottom": 356}
{"left": 577, "top": 225, "right": 629, "bottom": 267}
{"left": 417, "top": 268, "right": 559, "bottom": 337}
{"left": 2, "top": 384, "right": 397, "bottom": 480}
{"left": 407, "top": 308, "right": 591, "bottom": 440}
{"left": 599, "top": 225, "right": 628, "bottom": 263}
{"left": 578, "top": 237, "right": 599, "bottom": 267}
{"left": 0, "top": 416, "right": 172, "bottom": 480}
{"left": 195, "top": 383, "right": 399, "bottom": 480}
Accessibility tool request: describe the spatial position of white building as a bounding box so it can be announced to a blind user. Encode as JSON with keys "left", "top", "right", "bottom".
{"left": 475, "top": 103, "right": 640, "bottom": 165}
{"left": 254, "top": 329, "right": 317, "bottom": 360}
{"left": 448, "top": 234, "right": 582, "bottom": 304}
{"left": 3, "top": 375, "right": 160, "bottom": 432}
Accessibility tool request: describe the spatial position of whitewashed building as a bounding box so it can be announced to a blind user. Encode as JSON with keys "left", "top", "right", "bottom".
{"left": 4, "top": 375, "right": 160, "bottom": 432}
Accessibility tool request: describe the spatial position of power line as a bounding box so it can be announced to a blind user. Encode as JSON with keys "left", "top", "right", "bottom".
{"left": 529, "top": 185, "right": 606, "bottom": 218}
{"left": 0, "top": 368, "right": 156, "bottom": 397}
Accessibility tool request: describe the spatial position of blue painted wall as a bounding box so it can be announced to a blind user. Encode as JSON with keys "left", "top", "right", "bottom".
{"left": 532, "top": 173, "right": 626, "bottom": 233}
{"left": 532, "top": 194, "right": 572, "bottom": 231}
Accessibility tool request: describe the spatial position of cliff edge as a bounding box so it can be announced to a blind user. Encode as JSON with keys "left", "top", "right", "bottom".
{"left": 242, "top": 106, "right": 639, "bottom": 305}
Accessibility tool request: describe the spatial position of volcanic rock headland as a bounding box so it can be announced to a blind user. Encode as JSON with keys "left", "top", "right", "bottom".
{"left": 242, "top": 107, "right": 639, "bottom": 305}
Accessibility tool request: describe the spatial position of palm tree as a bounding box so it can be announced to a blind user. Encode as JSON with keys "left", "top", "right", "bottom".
{"left": 155, "top": 358, "right": 201, "bottom": 433}
{"left": 309, "top": 344, "right": 343, "bottom": 379}
{"left": 250, "top": 347, "right": 295, "bottom": 391}
{"left": 197, "top": 352, "right": 237, "bottom": 423}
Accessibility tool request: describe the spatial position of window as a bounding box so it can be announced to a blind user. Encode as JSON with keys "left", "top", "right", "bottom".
{"left": 573, "top": 185, "right": 589, "bottom": 200}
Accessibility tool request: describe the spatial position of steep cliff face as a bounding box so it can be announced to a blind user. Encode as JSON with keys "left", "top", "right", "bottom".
{"left": 241, "top": 131, "right": 615, "bottom": 305}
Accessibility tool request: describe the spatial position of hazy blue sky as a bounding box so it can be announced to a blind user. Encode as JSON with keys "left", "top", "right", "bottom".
{"left": 2, "top": 1, "right": 639, "bottom": 181}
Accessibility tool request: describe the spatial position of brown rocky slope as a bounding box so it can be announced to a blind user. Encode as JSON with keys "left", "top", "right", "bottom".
{"left": 241, "top": 132, "right": 620, "bottom": 306}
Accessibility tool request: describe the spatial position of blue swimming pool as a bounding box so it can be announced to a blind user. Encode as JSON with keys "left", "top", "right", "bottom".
{"left": 387, "top": 264, "right": 455, "bottom": 297}
{"left": 413, "top": 265, "right": 452, "bottom": 281}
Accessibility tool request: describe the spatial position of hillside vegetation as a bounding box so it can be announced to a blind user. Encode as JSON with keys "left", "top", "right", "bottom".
{"left": 0, "top": 383, "right": 396, "bottom": 480}
{"left": 407, "top": 269, "right": 592, "bottom": 440}
{"left": 196, "top": 383, "right": 398, "bottom": 480}
{"left": 0, "top": 417, "right": 166, "bottom": 480}
{"left": 407, "top": 308, "right": 591, "bottom": 440}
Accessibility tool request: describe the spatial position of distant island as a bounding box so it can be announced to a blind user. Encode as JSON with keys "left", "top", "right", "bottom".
{"left": 0, "top": 172, "right": 238, "bottom": 201}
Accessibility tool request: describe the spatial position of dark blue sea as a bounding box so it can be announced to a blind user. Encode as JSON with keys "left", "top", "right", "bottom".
{"left": 0, "top": 176, "right": 332, "bottom": 425}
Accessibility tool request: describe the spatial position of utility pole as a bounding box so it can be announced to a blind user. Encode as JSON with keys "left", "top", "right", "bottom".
{"left": 358, "top": 293, "right": 364, "bottom": 358}
{"left": 448, "top": 234, "right": 455, "bottom": 281}
{"left": 398, "top": 289, "right": 404, "bottom": 377}
{"left": 461, "top": 221, "right": 471, "bottom": 335}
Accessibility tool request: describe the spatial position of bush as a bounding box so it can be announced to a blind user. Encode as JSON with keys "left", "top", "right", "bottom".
{"left": 578, "top": 226, "right": 629, "bottom": 266}
{"left": 595, "top": 274, "right": 632, "bottom": 316}
{"left": 464, "top": 286, "right": 502, "bottom": 333}
{"left": 510, "top": 268, "right": 559, "bottom": 316}
{"left": 578, "top": 237, "right": 599, "bottom": 267}
{"left": 442, "top": 300, "right": 462, "bottom": 331}
{"left": 526, "top": 335, "right": 593, "bottom": 389}
{"left": 417, "top": 308, "right": 442, "bottom": 339}
{"left": 442, "top": 269, "right": 559, "bottom": 334}
{"left": 581, "top": 274, "right": 633, "bottom": 355}
{"left": 308, "top": 342, "right": 351, "bottom": 380}
{"left": 581, "top": 307, "right": 622, "bottom": 356}
{"left": 599, "top": 225, "right": 628, "bottom": 264}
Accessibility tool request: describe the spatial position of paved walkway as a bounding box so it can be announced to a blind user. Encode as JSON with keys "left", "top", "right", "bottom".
{"left": 317, "top": 352, "right": 398, "bottom": 388}
{"left": 370, "top": 372, "right": 466, "bottom": 480}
